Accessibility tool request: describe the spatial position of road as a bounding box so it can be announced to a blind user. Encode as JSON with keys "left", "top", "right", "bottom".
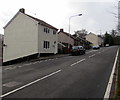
{"left": 2, "top": 46, "right": 119, "bottom": 98}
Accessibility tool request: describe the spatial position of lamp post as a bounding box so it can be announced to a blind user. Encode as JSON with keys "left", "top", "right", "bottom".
{"left": 68, "top": 14, "right": 82, "bottom": 49}
{"left": 69, "top": 14, "right": 82, "bottom": 34}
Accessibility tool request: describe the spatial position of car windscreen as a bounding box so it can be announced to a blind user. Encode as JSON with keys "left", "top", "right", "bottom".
{"left": 72, "top": 46, "right": 83, "bottom": 50}
{"left": 72, "top": 46, "right": 79, "bottom": 50}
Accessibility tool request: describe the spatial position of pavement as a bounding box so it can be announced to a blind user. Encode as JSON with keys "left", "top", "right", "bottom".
{"left": 2, "top": 53, "right": 71, "bottom": 69}
{"left": 2, "top": 49, "right": 91, "bottom": 67}
{"left": 1, "top": 46, "right": 119, "bottom": 98}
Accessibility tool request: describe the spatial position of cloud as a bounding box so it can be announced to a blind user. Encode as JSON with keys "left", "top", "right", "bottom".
{"left": 0, "top": 0, "right": 117, "bottom": 35}
{"left": 73, "top": 0, "right": 116, "bottom": 2}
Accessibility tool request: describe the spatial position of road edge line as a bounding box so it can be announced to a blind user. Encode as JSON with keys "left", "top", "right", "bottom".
{"left": 104, "top": 48, "right": 119, "bottom": 99}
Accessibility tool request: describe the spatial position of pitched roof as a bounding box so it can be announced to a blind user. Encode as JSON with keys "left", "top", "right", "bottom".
{"left": 4, "top": 10, "right": 58, "bottom": 30}
{"left": 4, "top": 11, "right": 19, "bottom": 29}
{"left": 25, "top": 14, "right": 58, "bottom": 30}
{"left": 58, "top": 30, "right": 76, "bottom": 40}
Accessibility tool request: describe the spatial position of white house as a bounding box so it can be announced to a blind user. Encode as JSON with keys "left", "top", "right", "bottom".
{"left": 85, "top": 33, "right": 104, "bottom": 46}
{"left": 0, "top": 34, "right": 3, "bottom": 60}
{"left": 3, "top": 8, "right": 58, "bottom": 63}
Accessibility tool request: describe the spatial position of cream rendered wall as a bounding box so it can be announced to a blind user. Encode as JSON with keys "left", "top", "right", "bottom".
{"left": 3, "top": 12, "right": 38, "bottom": 62}
{"left": 86, "top": 34, "right": 98, "bottom": 46}
{"left": 98, "top": 37, "right": 102, "bottom": 45}
{"left": 38, "top": 25, "right": 58, "bottom": 54}
{"left": 58, "top": 32, "right": 74, "bottom": 46}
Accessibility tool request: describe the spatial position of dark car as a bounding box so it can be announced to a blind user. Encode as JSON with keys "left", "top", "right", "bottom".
{"left": 71, "top": 46, "right": 86, "bottom": 56}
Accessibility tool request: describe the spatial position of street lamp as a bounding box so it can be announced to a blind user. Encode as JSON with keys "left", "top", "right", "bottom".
{"left": 68, "top": 14, "right": 82, "bottom": 49}
{"left": 69, "top": 14, "right": 82, "bottom": 34}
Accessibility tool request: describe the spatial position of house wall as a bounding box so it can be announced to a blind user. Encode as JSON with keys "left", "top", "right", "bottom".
{"left": 38, "top": 25, "right": 58, "bottom": 54}
{"left": 3, "top": 12, "right": 38, "bottom": 62}
{"left": 86, "top": 33, "right": 103, "bottom": 46}
{"left": 0, "top": 34, "right": 2, "bottom": 59}
{"left": 86, "top": 34, "right": 98, "bottom": 46}
{"left": 98, "top": 37, "right": 103, "bottom": 46}
{"left": 58, "top": 32, "right": 74, "bottom": 46}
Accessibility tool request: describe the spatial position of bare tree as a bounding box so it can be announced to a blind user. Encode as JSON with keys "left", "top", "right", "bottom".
{"left": 74, "top": 29, "right": 88, "bottom": 39}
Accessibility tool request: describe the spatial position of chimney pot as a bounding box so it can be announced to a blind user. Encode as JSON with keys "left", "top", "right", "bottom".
{"left": 19, "top": 8, "right": 25, "bottom": 13}
{"left": 60, "top": 29, "right": 64, "bottom": 32}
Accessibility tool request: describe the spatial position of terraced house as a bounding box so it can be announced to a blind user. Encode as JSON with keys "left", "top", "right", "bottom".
{"left": 58, "top": 29, "right": 91, "bottom": 54}
{"left": 3, "top": 8, "right": 58, "bottom": 64}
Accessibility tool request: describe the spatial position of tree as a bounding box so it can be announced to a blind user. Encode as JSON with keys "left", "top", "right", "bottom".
{"left": 110, "top": 29, "right": 117, "bottom": 37}
{"left": 74, "top": 29, "right": 88, "bottom": 39}
{"left": 104, "top": 32, "right": 114, "bottom": 46}
{"left": 113, "top": 36, "right": 120, "bottom": 45}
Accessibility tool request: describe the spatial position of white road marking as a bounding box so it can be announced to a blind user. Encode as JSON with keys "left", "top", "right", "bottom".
{"left": 38, "top": 61, "right": 43, "bottom": 63}
{"left": 88, "top": 50, "right": 94, "bottom": 53}
{"left": 18, "top": 66, "right": 22, "bottom": 68}
{"left": 24, "top": 63, "right": 31, "bottom": 66}
{"left": 4, "top": 66, "right": 17, "bottom": 70}
{"left": 104, "top": 48, "right": 119, "bottom": 99}
{"left": 32, "top": 61, "right": 39, "bottom": 64}
{"left": 71, "top": 58, "right": 86, "bottom": 66}
{"left": 0, "top": 69, "right": 61, "bottom": 98}
{"left": 98, "top": 52, "right": 101, "bottom": 54}
{"left": 3, "top": 81, "right": 21, "bottom": 88}
{"left": 86, "top": 50, "right": 94, "bottom": 54}
{"left": 89, "top": 54, "right": 96, "bottom": 58}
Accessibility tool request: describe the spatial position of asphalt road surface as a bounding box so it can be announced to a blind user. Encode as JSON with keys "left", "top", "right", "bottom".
{"left": 2, "top": 46, "right": 119, "bottom": 98}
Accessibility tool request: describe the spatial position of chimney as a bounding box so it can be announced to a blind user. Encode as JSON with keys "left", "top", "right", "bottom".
{"left": 19, "top": 8, "right": 25, "bottom": 13}
{"left": 60, "top": 29, "right": 64, "bottom": 32}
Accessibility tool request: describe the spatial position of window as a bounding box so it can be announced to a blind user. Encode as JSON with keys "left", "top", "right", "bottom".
{"left": 43, "top": 41, "right": 50, "bottom": 49}
{"left": 44, "top": 28, "right": 50, "bottom": 33}
{"left": 53, "top": 30, "right": 56, "bottom": 35}
{"left": 44, "top": 28, "right": 46, "bottom": 32}
{"left": 48, "top": 29, "right": 50, "bottom": 33}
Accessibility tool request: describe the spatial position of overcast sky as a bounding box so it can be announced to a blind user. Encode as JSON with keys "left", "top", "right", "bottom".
{"left": 0, "top": 0, "right": 118, "bottom": 35}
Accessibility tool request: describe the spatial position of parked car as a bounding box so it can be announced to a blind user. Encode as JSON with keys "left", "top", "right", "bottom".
{"left": 105, "top": 44, "right": 109, "bottom": 47}
{"left": 92, "top": 45, "right": 100, "bottom": 49}
{"left": 71, "top": 46, "right": 86, "bottom": 56}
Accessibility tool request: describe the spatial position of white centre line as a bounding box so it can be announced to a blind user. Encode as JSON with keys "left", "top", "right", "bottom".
{"left": 104, "top": 48, "right": 119, "bottom": 99}
{"left": 24, "top": 63, "right": 31, "bottom": 66}
{"left": 71, "top": 58, "right": 86, "bottom": 67}
{"left": 98, "top": 52, "right": 101, "bottom": 54}
{"left": 0, "top": 69, "right": 61, "bottom": 98}
{"left": 89, "top": 54, "right": 96, "bottom": 58}
{"left": 18, "top": 66, "right": 22, "bottom": 68}
{"left": 33, "top": 62, "right": 38, "bottom": 64}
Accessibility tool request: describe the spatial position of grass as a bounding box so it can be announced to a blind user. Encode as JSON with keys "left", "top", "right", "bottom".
{"left": 116, "top": 49, "right": 120, "bottom": 99}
